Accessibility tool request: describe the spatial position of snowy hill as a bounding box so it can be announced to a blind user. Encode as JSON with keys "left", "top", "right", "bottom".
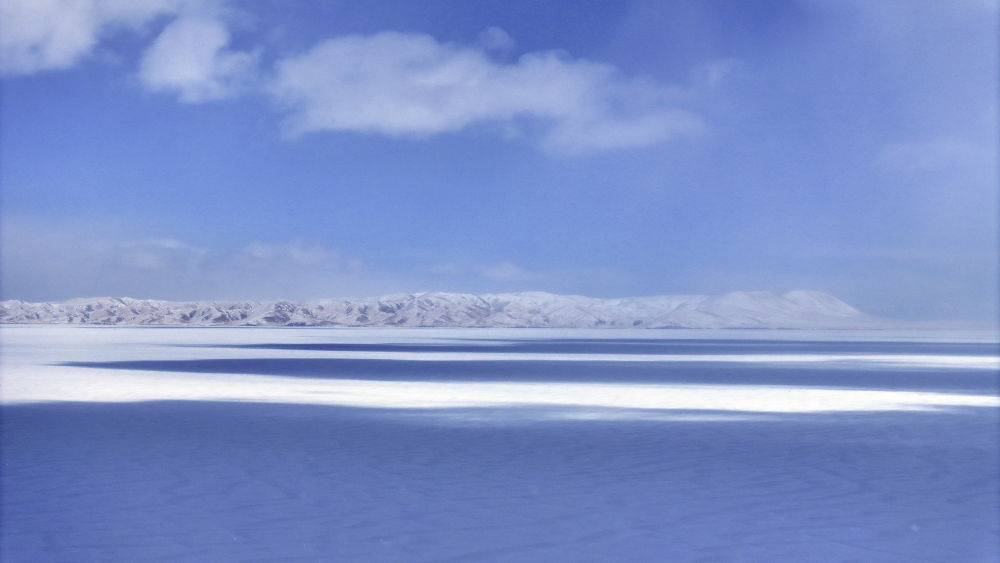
{"left": 0, "top": 290, "right": 882, "bottom": 328}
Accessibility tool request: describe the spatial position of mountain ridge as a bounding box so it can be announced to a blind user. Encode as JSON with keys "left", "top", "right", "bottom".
{"left": 0, "top": 290, "right": 884, "bottom": 328}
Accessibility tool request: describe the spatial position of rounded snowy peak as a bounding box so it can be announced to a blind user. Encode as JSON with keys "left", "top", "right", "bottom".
{"left": 782, "top": 290, "right": 860, "bottom": 316}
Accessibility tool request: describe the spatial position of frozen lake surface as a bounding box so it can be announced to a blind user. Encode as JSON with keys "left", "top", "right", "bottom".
{"left": 2, "top": 326, "right": 998, "bottom": 561}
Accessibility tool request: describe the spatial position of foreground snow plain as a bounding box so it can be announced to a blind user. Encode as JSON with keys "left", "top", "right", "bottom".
{"left": 2, "top": 326, "right": 998, "bottom": 561}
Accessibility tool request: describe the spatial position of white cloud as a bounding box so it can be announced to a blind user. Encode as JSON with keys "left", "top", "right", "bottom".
{"left": 476, "top": 26, "right": 515, "bottom": 55}
{"left": 270, "top": 31, "right": 703, "bottom": 153}
{"left": 0, "top": 0, "right": 254, "bottom": 104}
{"left": 0, "top": 0, "right": 184, "bottom": 74}
{"left": 2, "top": 5, "right": 703, "bottom": 153}
{"left": 878, "top": 138, "right": 995, "bottom": 174}
{"left": 543, "top": 109, "right": 702, "bottom": 152}
{"left": 139, "top": 15, "right": 257, "bottom": 103}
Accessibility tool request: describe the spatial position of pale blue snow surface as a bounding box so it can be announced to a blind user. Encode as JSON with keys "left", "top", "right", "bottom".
{"left": 1, "top": 330, "right": 998, "bottom": 561}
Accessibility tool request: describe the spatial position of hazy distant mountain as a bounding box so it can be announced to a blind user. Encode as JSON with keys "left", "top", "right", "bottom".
{"left": 0, "top": 290, "right": 884, "bottom": 328}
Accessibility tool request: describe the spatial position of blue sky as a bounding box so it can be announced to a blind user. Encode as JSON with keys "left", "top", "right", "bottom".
{"left": 1, "top": 0, "right": 997, "bottom": 323}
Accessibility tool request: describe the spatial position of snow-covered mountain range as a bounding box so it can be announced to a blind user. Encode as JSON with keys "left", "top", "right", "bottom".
{"left": 0, "top": 290, "right": 882, "bottom": 328}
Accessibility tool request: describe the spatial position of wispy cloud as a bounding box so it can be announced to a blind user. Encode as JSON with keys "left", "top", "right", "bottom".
{"left": 111, "top": 238, "right": 210, "bottom": 271}
{"left": 139, "top": 15, "right": 257, "bottom": 103}
{"left": 237, "top": 241, "right": 340, "bottom": 268}
{"left": 269, "top": 31, "right": 703, "bottom": 153}
{"left": 0, "top": 218, "right": 371, "bottom": 300}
